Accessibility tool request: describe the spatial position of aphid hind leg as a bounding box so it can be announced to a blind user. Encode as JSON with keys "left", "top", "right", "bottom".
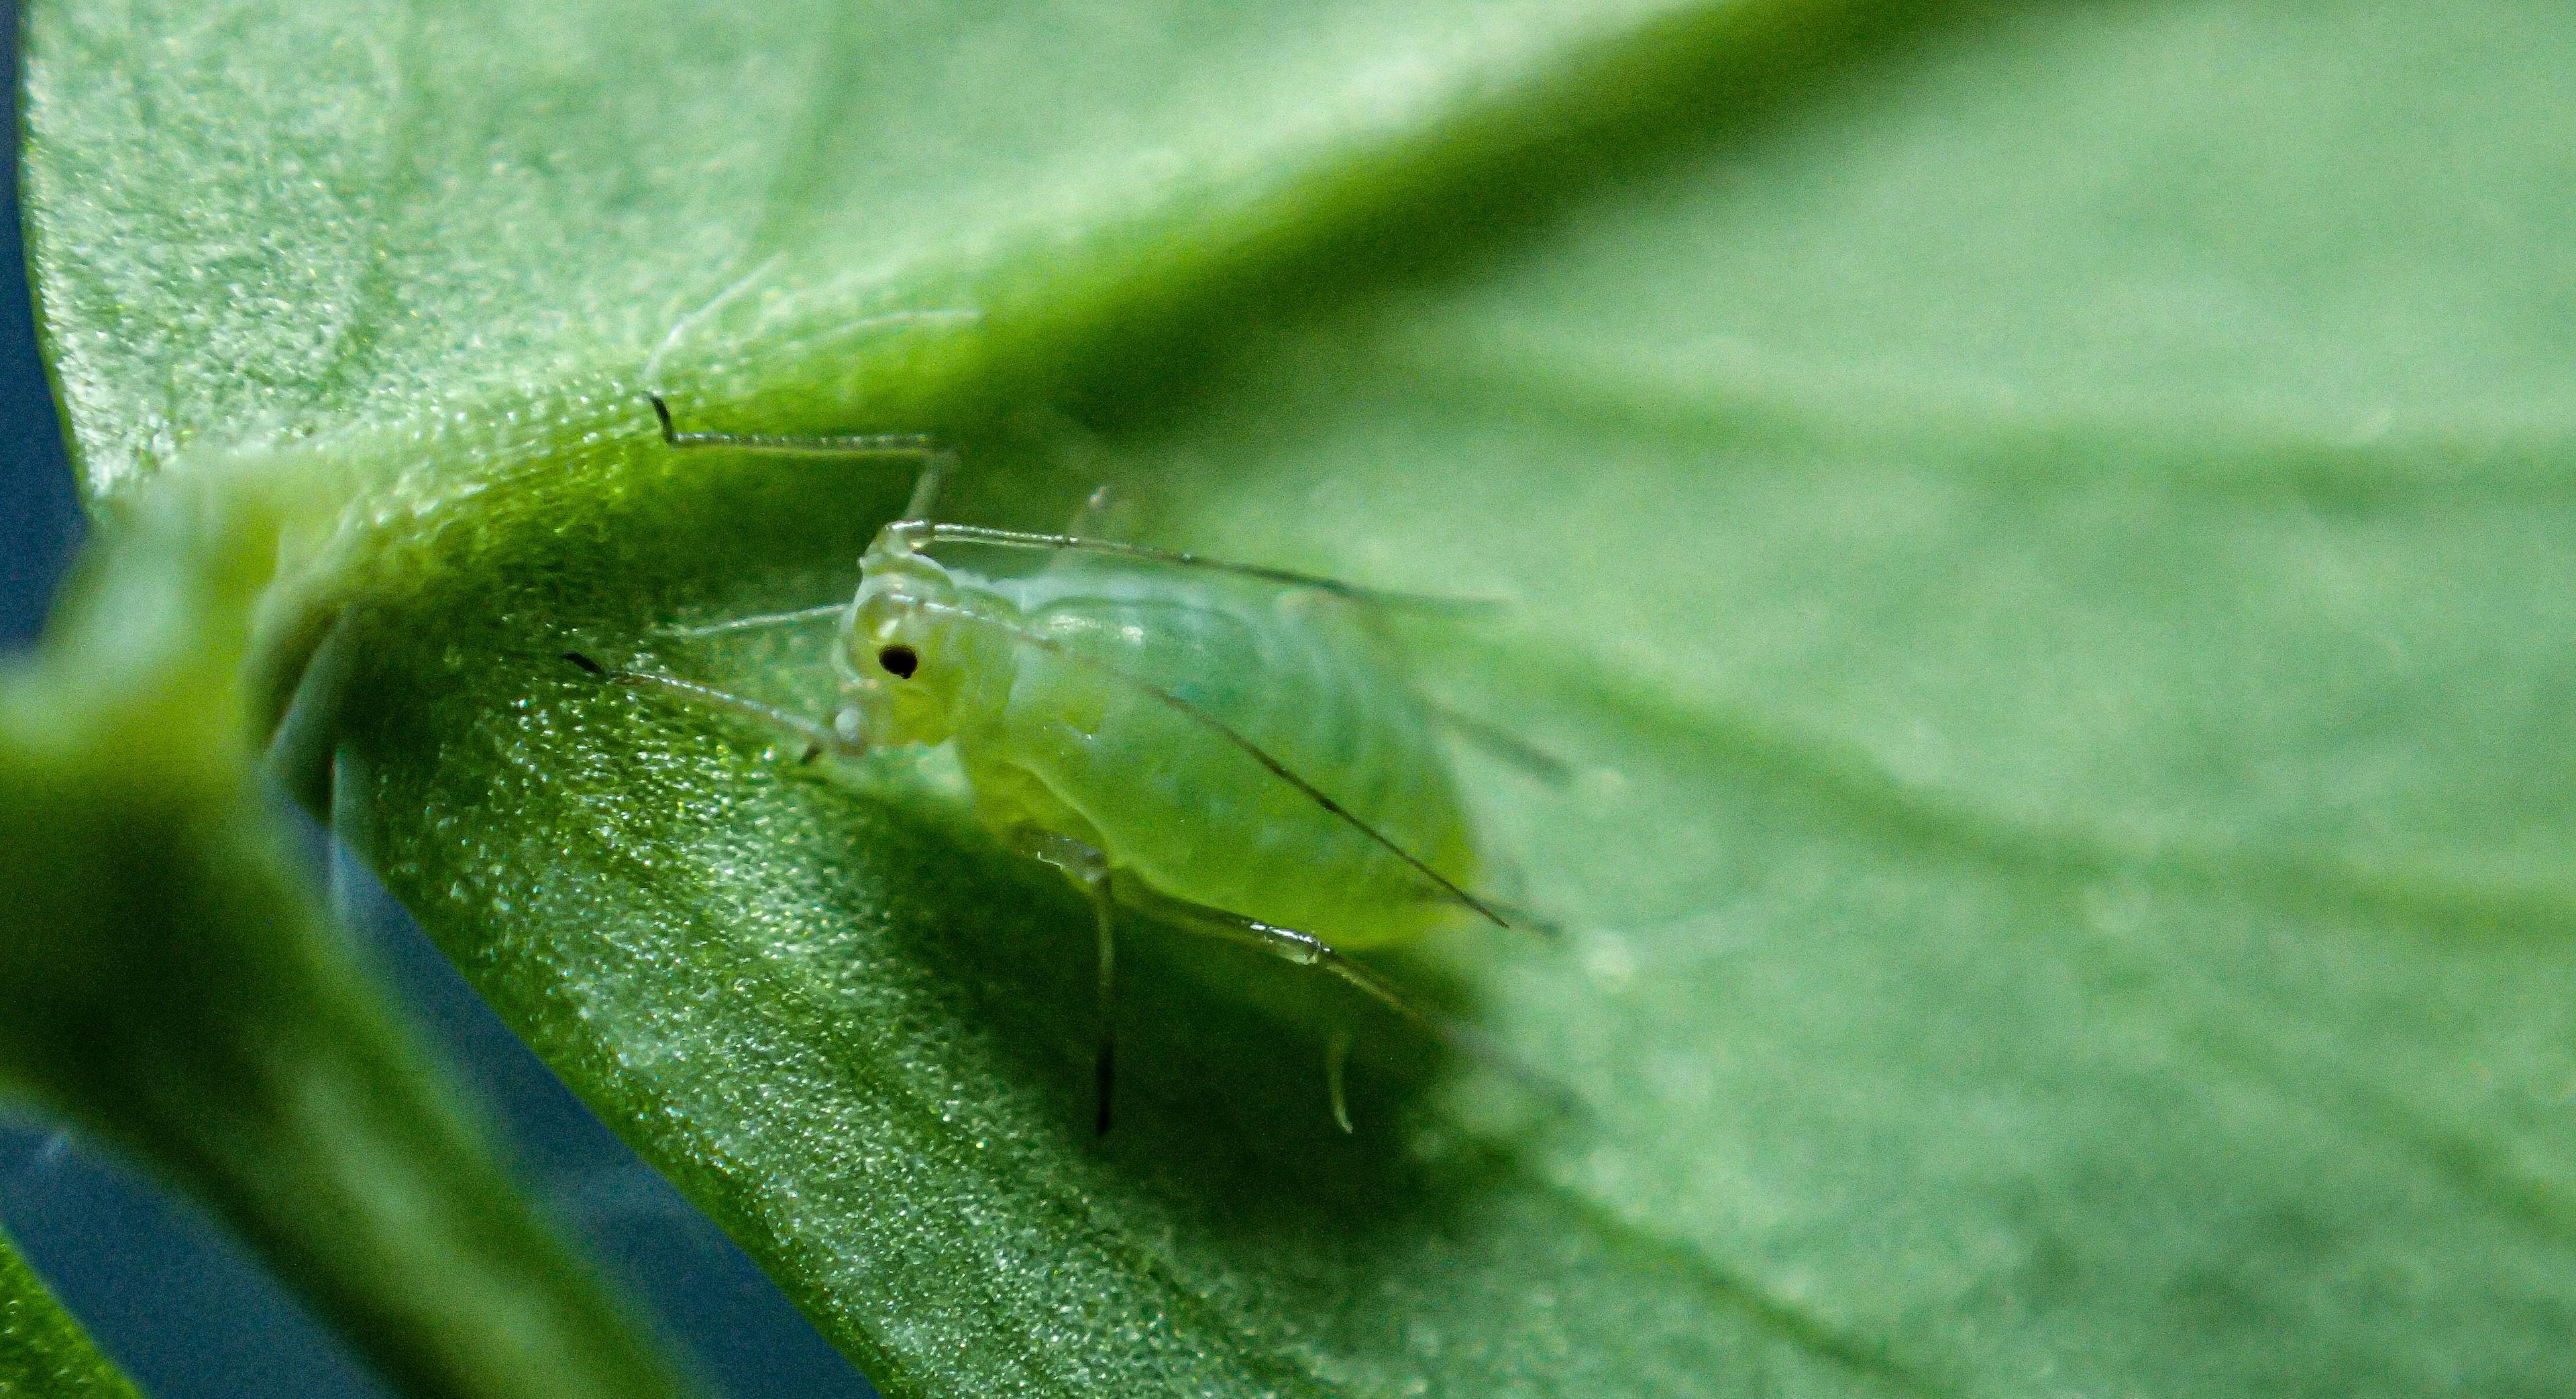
{"left": 1129, "top": 885, "right": 1576, "bottom": 1124}
{"left": 1009, "top": 828, "right": 1122, "bottom": 1135}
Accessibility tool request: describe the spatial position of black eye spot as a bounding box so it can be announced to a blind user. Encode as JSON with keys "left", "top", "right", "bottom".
{"left": 877, "top": 644, "right": 920, "bottom": 679}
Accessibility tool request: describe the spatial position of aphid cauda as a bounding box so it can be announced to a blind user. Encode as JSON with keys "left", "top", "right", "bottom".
{"left": 568, "top": 395, "right": 1550, "bottom": 1133}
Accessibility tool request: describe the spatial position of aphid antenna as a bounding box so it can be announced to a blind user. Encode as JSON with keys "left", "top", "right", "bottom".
{"left": 1422, "top": 700, "right": 1574, "bottom": 787}
{"left": 1452, "top": 893, "right": 1566, "bottom": 942}
{"left": 647, "top": 393, "right": 1497, "bottom": 614}
{"left": 647, "top": 391, "right": 940, "bottom": 458}
{"left": 562, "top": 651, "right": 855, "bottom": 765}
{"left": 645, "top": 394, "right": 957, "bottom": 520}
{"left": 906, "top": 598, "right": 1513, "bottom": 933}
{"left": 903, "top": 521, "right": 1500, "bottom": 612}
{"left": 657, "top": 602, "right": 851, "bottom": 638}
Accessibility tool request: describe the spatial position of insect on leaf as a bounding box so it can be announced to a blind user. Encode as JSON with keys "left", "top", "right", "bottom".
{"left": 23, "top": 0, "right": 2576, "bottom": 1396}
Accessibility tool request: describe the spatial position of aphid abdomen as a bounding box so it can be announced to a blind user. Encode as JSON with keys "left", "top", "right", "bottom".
{"left": 967, "top": 572, "right": 1479, "bottom": 949}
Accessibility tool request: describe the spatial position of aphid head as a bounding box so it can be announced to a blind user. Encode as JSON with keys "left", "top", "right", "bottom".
{"left": 835, "top": 549, "right": 993, "bottom": 748}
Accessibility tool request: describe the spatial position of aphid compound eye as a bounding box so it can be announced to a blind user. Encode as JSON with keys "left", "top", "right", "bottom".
{"left": 877, "top": 643, "right": 921, "bottom": 679}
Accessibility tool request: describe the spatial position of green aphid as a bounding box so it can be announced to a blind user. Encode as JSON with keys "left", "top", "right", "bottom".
{"left": 570, "top": 396, "right": 1555, "bottom": 1133}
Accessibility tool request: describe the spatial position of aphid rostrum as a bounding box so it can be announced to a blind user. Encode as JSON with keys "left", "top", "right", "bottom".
{"left": 570, "top": 395, "right": 1550, "bottom": 1132}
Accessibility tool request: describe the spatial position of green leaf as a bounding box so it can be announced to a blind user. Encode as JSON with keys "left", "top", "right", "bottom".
{"left": 26, "top": 0, "right": 2576, "bottom": 1396}
{"left": 0, "top": 1224, "right": 140, "bottom": 1398}
{"left": 0, "top": 482, "right": 696, "bottom": 1398}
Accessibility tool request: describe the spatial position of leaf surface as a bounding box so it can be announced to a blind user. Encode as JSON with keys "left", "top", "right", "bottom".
{"left": 0, "top": 1227, "right": 139, "bottom": 1399}
{"left": 25, "top": 0, "right": 2576, "bottom": 1395}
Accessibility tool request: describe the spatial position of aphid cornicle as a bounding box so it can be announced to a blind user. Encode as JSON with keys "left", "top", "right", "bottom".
{"left": 574, "top": 394, "right": 1540, "bottom": 1133}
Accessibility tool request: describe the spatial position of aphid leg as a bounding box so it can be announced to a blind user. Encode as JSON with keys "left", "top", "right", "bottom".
{"left": 1325, "top": 1028, "right": 1355, "bottom": 1135}
{"left": 562, "top": 652, "right": 862, "bottom": 763}
{"left": 1137, "top": 889, "right": 1578, "bottom": 1123}
{"left": 1083, "top": 872, "right": 1118, "bottom": 1135}
{"left": 644, "top": 394, "right": 956, "bottom": 524}
{"left": 1009, "top": 828, "right": 1122, "bottom": 1135}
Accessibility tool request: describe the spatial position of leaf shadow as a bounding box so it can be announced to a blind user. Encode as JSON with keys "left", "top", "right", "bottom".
{"left": 870, "top": 800, "right": 1547, "bottom": 1248}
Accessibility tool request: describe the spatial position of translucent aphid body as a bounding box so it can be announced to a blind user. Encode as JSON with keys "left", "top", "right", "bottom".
{"left": 579, "top": 397, "right": 1541, "bottom": 1131}
{"left": 854, "top": 537, "right": 1480, "bottom": 950}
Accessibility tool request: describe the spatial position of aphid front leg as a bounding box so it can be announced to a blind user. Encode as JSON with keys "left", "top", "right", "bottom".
{"left": 1008, "top": 827, "right": 1122, "bottom": 1135}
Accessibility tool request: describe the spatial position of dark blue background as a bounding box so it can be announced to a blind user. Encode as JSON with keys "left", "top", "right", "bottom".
{"left": 0, "top": 9, "right": 874, "bottom": 1396}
